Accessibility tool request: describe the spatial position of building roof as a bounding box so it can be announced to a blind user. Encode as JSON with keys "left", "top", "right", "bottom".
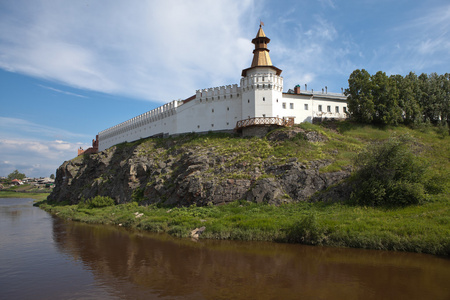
{"left": 242, "top": 25, "right": 282, "bottom": 77}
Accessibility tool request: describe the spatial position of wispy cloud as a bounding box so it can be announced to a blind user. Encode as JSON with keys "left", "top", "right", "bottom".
{"left": 0, "top": 117, "right": 90, "bottom": 141}
{"left": 37, "top": 84, "right": 88, "bottom": 98}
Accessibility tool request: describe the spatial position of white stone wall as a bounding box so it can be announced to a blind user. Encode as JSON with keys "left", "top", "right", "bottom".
{"left": 174, "top": 85, "right": 242, "bottom": 134}
{"left": 98, "top": 100, "right": 180, "bottom": 151}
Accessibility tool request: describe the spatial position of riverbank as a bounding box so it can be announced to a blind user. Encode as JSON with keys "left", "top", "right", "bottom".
{"left": 0, "top": 190, "right": 50, "bottom": 201}
{"left": 38, "top": 196, "right": 450, "bottom": 256}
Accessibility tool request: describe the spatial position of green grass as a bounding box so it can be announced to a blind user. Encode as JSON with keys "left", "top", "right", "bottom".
{"left": 0, "top": 190, "right": 50, "bottom": 201}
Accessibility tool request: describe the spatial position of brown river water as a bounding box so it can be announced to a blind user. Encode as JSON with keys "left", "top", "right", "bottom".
{"left": 1, "top": 198, "right": 449, "bottom": 300}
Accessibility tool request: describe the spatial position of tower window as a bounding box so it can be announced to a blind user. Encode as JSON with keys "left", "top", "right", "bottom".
{"left": 290, "top": 103, "right": 294, "bottom": 109}
{"left": 282, "top": 102, "right": 286, "bottom": 109}
{"left": 248, "top": 99, "right": 250, "bottom": 103}
{"left": 304, "top": 104, "right": 308, "bottom": 110}
{"left": 327, "top": 105, "right": 331, "bottom": 112}
{"left": 227, "top": 107, "right": 229, "bottom": 111}
{"left": 263, "top": 97, "right": 265, "bottom": 101}
{"left": 318, "top": 105, "right": 322, "bottom": 112}
{"left": 212, "top": 109, "right": 214, "bottom": 113}
{"left": 335, "top": 106, "right": 339, "bottom": 113}
{"left": 343, "top": 107, "right": 347, "bottom": 113}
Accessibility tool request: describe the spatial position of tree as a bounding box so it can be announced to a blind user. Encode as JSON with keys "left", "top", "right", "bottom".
{"left": 8, "top": 170, "right": 26, "bottom": 180}
{"left": 345, "top": 69, "right": 375, "bottom": 123}
{"left": 371, "top": 71, "right": 402, "bottom": 125}
{"left": 50, "top": 174, "right": 55, "bottom": 180}
{"left": 398, "top": 72, "right": 422, "bottom": 125}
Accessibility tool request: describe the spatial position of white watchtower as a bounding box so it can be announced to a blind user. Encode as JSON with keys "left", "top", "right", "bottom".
{"left": 240, "top": 25, "right": 284, "bottom": 120}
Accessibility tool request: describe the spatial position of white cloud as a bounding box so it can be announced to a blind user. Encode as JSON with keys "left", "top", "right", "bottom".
{"left": 0, "top": 139, "right": 88, "bottom": 178}
{"left": 0, "top": 0, "right": 256, "bottom": 102}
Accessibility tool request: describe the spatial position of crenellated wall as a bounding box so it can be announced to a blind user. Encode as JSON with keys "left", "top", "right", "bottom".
{"left": 195, "top": 84, "right": 240, "bottom": 101}
{"left": 240, "top": 72, "right": 283, "bottom": 93}
{"left": 98, "top": 100, "right": 181, "bottom": 151}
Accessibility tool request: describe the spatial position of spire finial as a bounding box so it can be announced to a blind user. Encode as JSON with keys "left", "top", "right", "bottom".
{"left": 260, "top": 20, "right": 264, "bottom": 28}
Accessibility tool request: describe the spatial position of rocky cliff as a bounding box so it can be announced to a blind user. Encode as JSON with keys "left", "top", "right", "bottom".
{"left": 49, "top": 128, "right": 351, "bottom": 206}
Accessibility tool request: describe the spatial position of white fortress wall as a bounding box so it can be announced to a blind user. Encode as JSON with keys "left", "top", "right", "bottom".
{"left": 174, "top": 84, "right": 242, "bottom": 134}
{"left": 98, "top": 100, "right": 180, "bottom": 151}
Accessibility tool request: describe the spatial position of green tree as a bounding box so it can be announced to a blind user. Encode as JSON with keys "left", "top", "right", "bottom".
{"left": 50, "top": 174, "right": 55, "bottom": 180}
{"left": 398, "top": 72, "right": 423, "bottom": 125}
{"left": 371, "top": 71, "right": 402, "bottom": 125}
{"left": 350, "top": 135, "right": 427, "bottom": 206}
{"left": 345, "top": 69, "right": 375, "bottom": 123}
{"left": 7, "top": 170, "right": 26, "bottom": 180}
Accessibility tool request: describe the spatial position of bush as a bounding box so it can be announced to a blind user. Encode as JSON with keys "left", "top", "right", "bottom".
{"left": 349, "top": 135, "right": 427, "bottom": 206}
{"left": 285, "top": 213, "right": 325, "bottom": 245}
{"left": 78, "top": 196, "right": 115, "bottom": 209}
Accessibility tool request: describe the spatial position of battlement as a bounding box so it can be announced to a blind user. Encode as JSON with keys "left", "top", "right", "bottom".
{"left": 195, "top": 84, "right": 240, "bottom": 101}
{"left": 240, "top": 73, "right": 283, "bottom": 92}
{"left": 99, "top": 100, "right": 181, "bottom": 141}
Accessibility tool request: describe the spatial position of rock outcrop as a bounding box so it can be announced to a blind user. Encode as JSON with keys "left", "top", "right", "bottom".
{"left": 49, "top": 130, "right": 350, "bottom": 206}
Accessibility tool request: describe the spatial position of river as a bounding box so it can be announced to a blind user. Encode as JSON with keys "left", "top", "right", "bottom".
{"left": 1, "top": 198, "right": 449, "bottom": 299}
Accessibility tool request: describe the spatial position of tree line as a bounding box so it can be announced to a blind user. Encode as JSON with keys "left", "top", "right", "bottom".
{"left": 345, "top": 70, "right": 449, "bottom": 126}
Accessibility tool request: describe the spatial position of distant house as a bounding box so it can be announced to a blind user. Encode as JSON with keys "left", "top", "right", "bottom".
{"left": 11, "top": 179, "right": 23, "bottom": 185}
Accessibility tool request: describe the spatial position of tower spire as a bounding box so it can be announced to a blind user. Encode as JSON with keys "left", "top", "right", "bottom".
{"left": 242, "top": 25, "right": 282, "bottom": 77}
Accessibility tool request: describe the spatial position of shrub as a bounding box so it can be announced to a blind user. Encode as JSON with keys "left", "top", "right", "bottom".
{"left": 349, "top": 135, "right": 427, "bottom": 206}
{"left": 78, "top": 196, "right": 115, "bottom": 209}
{"left": 285, "top": 213, "right": 325, "bottom": 245}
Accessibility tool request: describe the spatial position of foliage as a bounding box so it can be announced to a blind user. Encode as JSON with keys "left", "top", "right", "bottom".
{"left": 78, "top": 195, "right": 115, "bottom": 209}
{"left": 346, "top": 70, "right": 450, "bottom": 127}
{"left": 285, "top": 212, "right": 325, "bottom": 245}
{"left": 132, "top": 188, "right": 145, "bottom": 203}
{"left": 349, "top": 135, "right": 427, "bottom": 206}
{"left": 7, "top": 170, "right": 26, "bottom": 180}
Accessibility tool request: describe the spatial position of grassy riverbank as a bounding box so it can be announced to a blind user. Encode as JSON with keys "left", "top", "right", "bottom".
{"left": 0, "top": 190, "right": 50, "bottom": 201}
{"left": 38, "top": 196, "right": 449, "bottom": 256}
{"left": 37, "top": 122, "right": 450, "bottom": 256}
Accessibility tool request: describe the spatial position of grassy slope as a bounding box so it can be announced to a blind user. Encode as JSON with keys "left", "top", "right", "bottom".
{"left": 38, "top": 122, "right": 450, "bottom": 256}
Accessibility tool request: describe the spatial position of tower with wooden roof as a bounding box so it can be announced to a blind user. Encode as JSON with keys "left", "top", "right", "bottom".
{"left": 240, "top": 24, "right": 284, "bottom": 120}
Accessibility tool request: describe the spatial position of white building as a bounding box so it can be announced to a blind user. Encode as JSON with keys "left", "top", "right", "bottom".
{"left": 97, "top": 26, "right": 347, "bottom": 151}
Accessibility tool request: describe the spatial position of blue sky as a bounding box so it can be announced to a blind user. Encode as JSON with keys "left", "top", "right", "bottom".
{"left": 1, "top": 0, "right": 449, "bottom": 178}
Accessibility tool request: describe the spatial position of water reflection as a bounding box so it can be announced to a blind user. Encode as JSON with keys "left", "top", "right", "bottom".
{"left": 52, "top": 217, "right": 450, "bottom": 300}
